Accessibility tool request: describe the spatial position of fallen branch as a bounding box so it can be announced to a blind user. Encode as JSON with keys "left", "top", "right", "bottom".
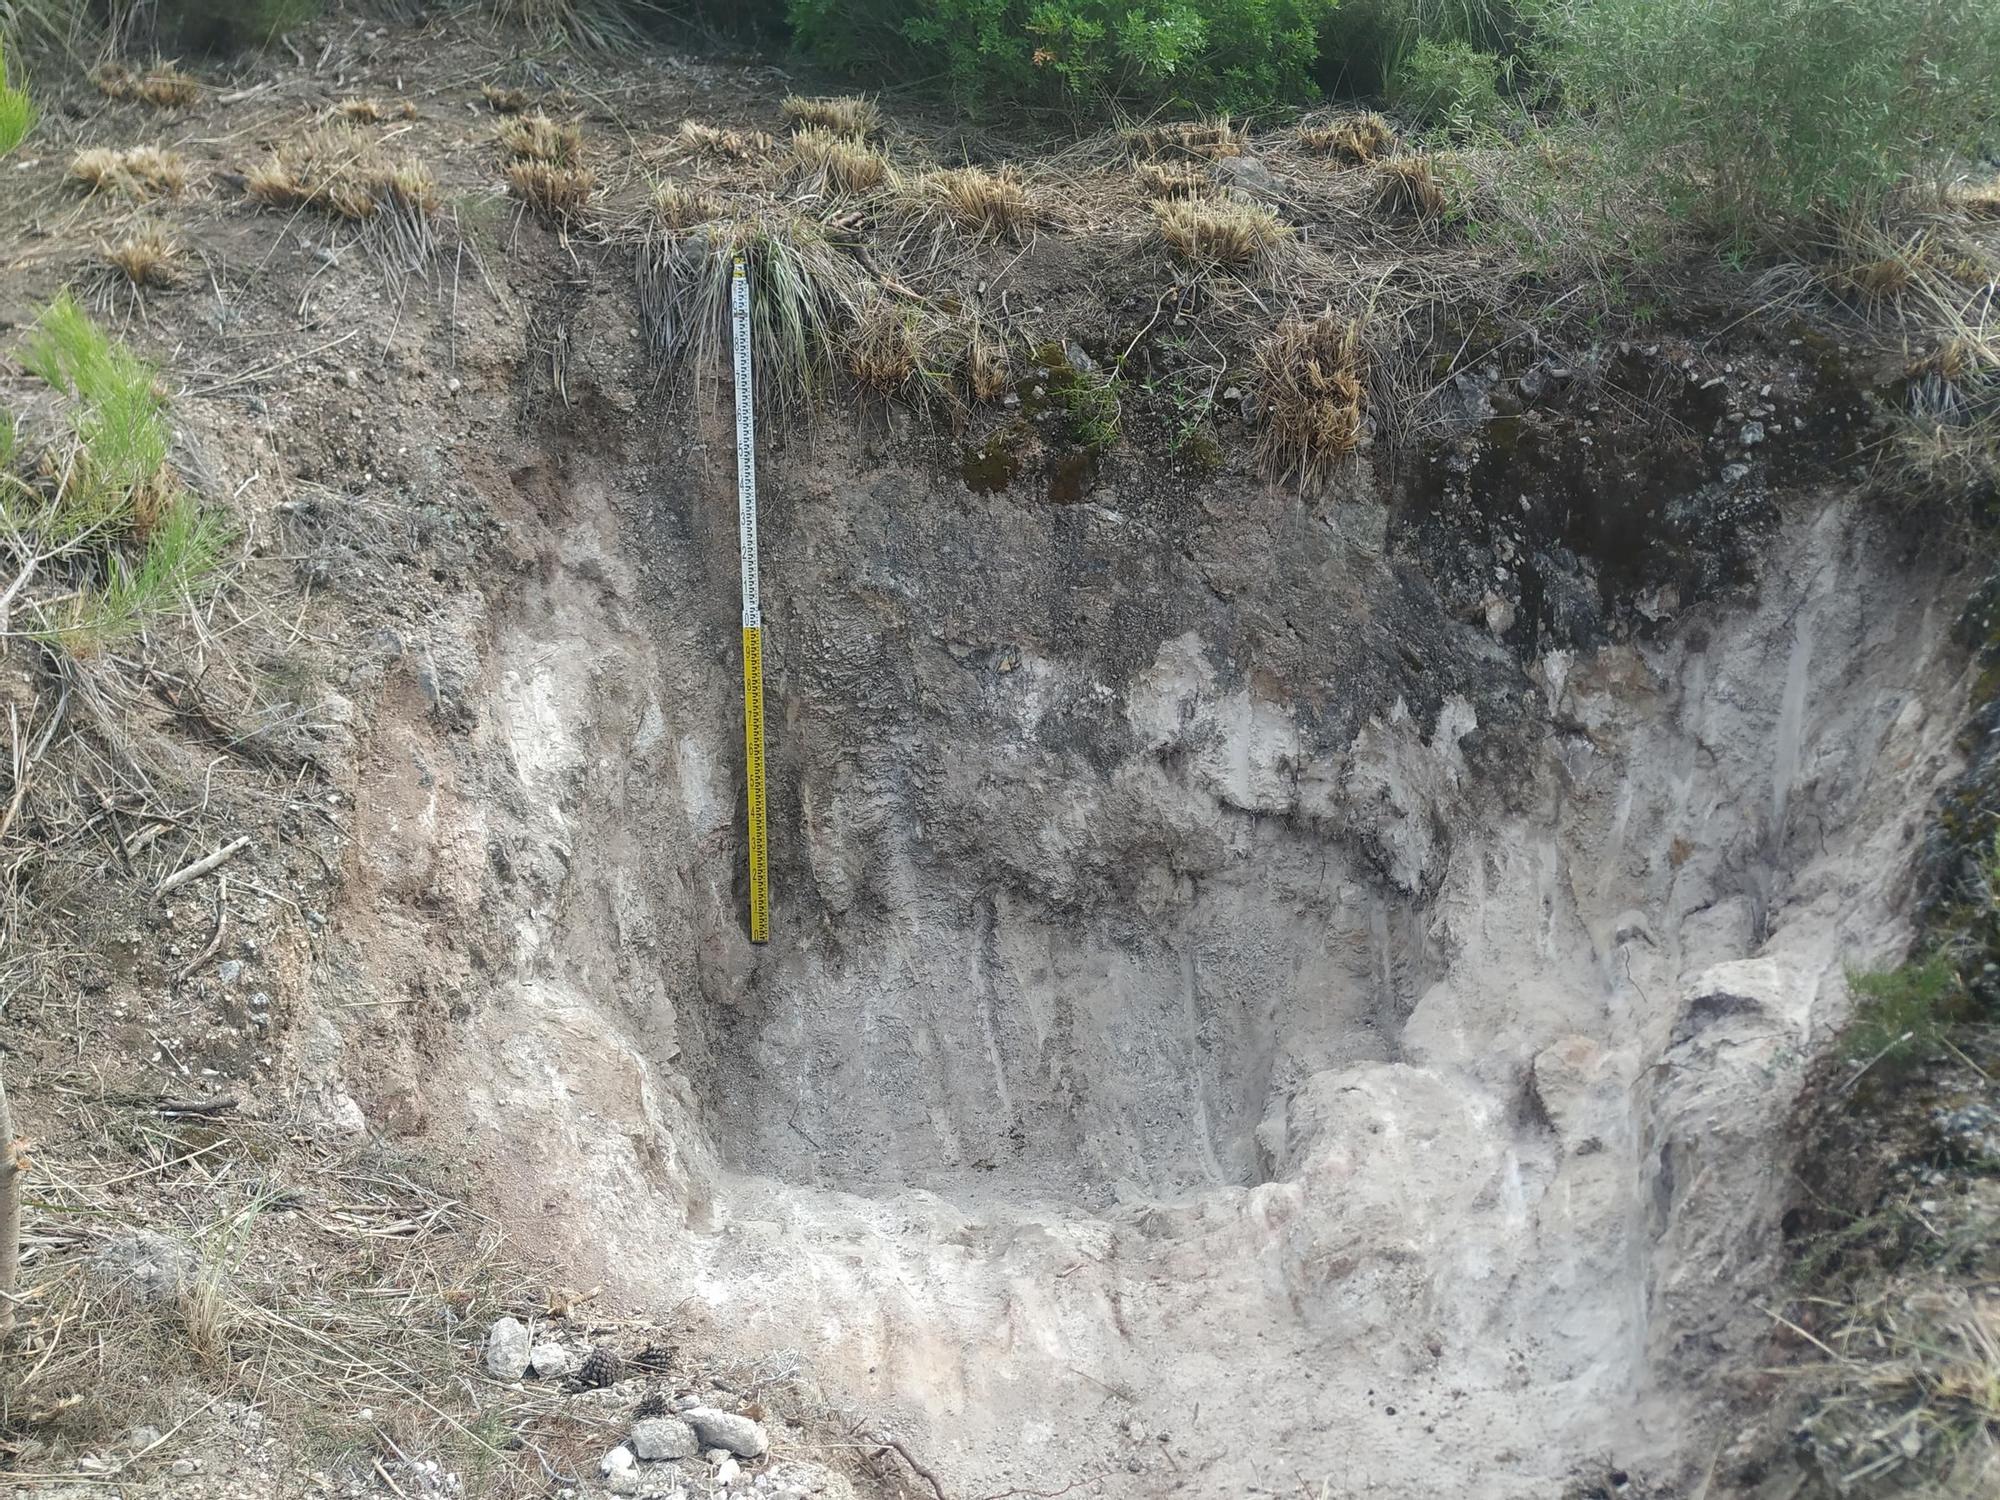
{"left": 157, "top": 835, "right": 250, "bottom": 898}
{"left": 870, "top": 1433, "right": 947, "bottom": 1500}
{"left": 175, "top": 874, "right": 229, "bottom": 983}
{"left": 0, "top": 1064, "right": 19, "bottom": 1342}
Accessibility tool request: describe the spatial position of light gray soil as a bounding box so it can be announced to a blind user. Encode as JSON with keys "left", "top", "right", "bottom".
{"left": 328, "top": 382, "right": 1966, "bottom": 1498}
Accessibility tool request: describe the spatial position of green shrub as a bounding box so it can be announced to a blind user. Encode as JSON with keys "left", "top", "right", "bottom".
{"left": 1528, "top": 0, "right": 2000, "bottom": 239}
{"left": 6, "top": 295, "right": 227, "bottom": 645}
{"left": 1386, "top": 33, "right": 1504, "bottom": 131}
{"left": 1315, "top": 0, "right": 1524, "bottom": 97}
{"left": 1842, "top": 952, "right": 1968, "bottom": 1073}
{"left": 159, "top": 0, "right": 322, "bottom": 52}
{"left": 786, "top": 0, "right": 1340, "bottom": 113}
{"left": 0, "top": 39, "right": 32, "bottom": 156}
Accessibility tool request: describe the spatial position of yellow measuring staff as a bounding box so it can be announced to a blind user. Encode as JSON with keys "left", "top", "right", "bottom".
{"left": 730, "top": 258, "right": 770, "bottom": 944}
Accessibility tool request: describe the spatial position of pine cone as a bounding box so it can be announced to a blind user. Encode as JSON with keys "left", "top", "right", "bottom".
{"left": 634, "top": 1389, "right": 668, "bottom": 1419}
{"left": 633, "top": 1343, "right": 673, "bottom": 1373}
{"left": 576, "top": 1344, "right": 621, "bottom": 1389}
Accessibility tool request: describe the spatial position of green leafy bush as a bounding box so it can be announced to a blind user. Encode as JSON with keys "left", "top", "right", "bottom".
{"left": 4, "top": 295, "right": 227, "bottom": 646}
{"left": 786, "top": 0, "right": 1340, "bottom": 113}
{"left": 1842, "top": 952, "right": 1969, "bottom": 1073}
{"left": 1314, "top": 0, "right": 1524, "bottom": 98}
{"left": 162, "top": 0, "right": 321, "bottom": 51}
{"left": 1386, "top": 33, "right": 1504, "bottom": 130}
{"left": 1528, "top": 0, "right": 2000, "bottom": 238}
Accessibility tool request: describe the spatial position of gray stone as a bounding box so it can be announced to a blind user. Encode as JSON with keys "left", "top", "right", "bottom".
{"left": 607, "top": 1471, "right": 643, "bottom": 1496}
{"left": 1216, "top": 155, "right": 1277, "bottom": 192}
{"left": 483, "top": 1316, "right": 531, "bottom": 1380}
{"left": 529, "top": 1342, "right": 569, "bottom": 1378}
{"left": 1720, "top": 462, "right": 1751, "bottom": 485}
{"left": 89, "top": 1231, "right": 194, "bottom": 1307}
{"left": 1739, "top": 421, "right": 1765, "bottom": 446}
{"left": 216, "top": 959, "right": 244, "bottom": 985}
{"left": 683, "top": 1408, "right": 768, "bottom": 1459}
{"left": 630, "top": 1416, "right": 699, "bottom": 1461}
{"left": 670, "top": 1394, "right": 703, "bottom": 1412}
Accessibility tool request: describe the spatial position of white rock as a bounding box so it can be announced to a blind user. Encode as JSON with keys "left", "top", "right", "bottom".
{"left": 601, "top": 1445, "right": 636, "bottom": 1477}
{"left": 715, "top": 1456, "right": 741, "bottom": 1485}
{"left": 607, "top": 1471, "right": 642, "bottom": 1496}
{"left": 483, "top": 1316, "right": 531, "bottom": 1380}
{"left": 631, "top": 1416, "right": 699, "bottom": 1461}
{"left": 529, "top": 1342, "right": 569, "bottom": 1378}
{"left": 683, "top": 1408, "right": 768, "bottom": 1459}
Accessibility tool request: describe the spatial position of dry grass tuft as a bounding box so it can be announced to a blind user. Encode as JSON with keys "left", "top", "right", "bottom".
{"left": 920, "top": 165, "right": 1030, "bottom": 239}
{"left": 1837, "top": 249, "right": 1923, "bottom": 303}
{"left": 69, "top": 146, "right": 188, "bottom": 199}
{"left": 481, "top": 82, "right": 532, "bottom": 113}
{"left": 92, "top": 62, "right": 201, "bottom": 109}
{"left": 968, "top": 330, "right": 1011, "bottom": 402}
{"left": 1373, "top": 154, "right": 1447, "bottom": 221}
{"left": 497, "top": 112, "right": 584, "bottom": 166}
{"left": 1128, "top": 117, "right": 1246, "bottom": 160}
{"left": 1910, "top": 335, "right": 1993, "bottom": 384}
{"left": 847, "top": 298, "right": 924, "bottom": 391}
{"left": 677, "top": 120, "right": 771, "bottom": 158}
{"left": 367, "top": 161, "right": 441, "bottom": 222}
{"left": 508, "top": 161, "right": 595, "bottom": 224}
{"left": 652, "top": 180, "right": 720, "bottom": 230}
{"left": 791, "top": 127, "right": 890, "bottom": 196}
{"left": 1301, "top": 112, "right": 1395, "bottom": 164}
{"left": 241, "top": 128, "right": 439, "bottom": 250}
{"left": 1258, "top": 310, "right": 1368, "bottom": 488}
{"left": 335, "top": 96, "right": 417, "bottom": 123}
{"left": 782, "top": 94, "right": 879, "bottom": 139}
{"left": 1135, "top": 161, "right": 1214, "bottom": 200}
{"left": 100, "top": 228, "right": 182, "bottom": 288}
{"left": 1152, "top": 197, "right": 1290, "bottom": 267}
{"left": 1951, "top": 176, "right": 2000, "bottom": 220}
{"left": 636, "top": 212, "right": 870, "bottom": 414}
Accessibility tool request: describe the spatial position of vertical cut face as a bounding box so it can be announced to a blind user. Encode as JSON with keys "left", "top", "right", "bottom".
{"left": 422, "top": 448, "right": 1960, "bottom": 1500}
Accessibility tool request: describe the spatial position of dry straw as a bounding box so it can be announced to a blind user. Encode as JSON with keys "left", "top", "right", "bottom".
{"left": 1300, "top": 113, "right": 1395, "bottom": 164}
{"left": 782, "top": 94, "right": 879, "bottom": 138}
{"left": 1153, "top": 198, "right": 1291, "bottom": 266}
{"left": 1257, "top": 310, "right": 1368, "bottom": 488}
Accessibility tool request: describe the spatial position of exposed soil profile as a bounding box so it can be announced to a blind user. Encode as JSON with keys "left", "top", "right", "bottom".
{"left": 0, "top": 12, "right": 1991, "bottom": 1500}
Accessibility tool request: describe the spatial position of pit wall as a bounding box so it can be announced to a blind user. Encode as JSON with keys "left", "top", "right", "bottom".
{"left": 309, "top": 404, "right": 1965, "bottom": 1498}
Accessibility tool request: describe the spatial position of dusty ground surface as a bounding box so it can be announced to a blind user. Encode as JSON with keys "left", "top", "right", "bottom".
{"left": 1, "top": 7, "right": 1995, "bottom": 1500}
